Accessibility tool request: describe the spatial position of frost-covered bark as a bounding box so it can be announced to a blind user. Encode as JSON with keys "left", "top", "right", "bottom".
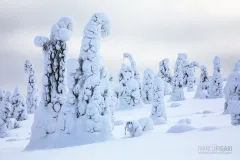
{"left": 208, "top": 56, "right": 223, "bottom": 98}
{"left": 142, "top": 68, "right": 155, "bottom": 104}
{"left": 24, "top": 60, "right": 38, "bottom": 114}
{"left": 66, "top": 13, "right": 115, "bottom": 136}
{"left": 170, "top": 58, "right": 185, "bottom": 101}
{"left": 224, "top": 60, "right": 240, "bottom": 116}
{"left": 195, "top": 65, "right": 209, "bottom": 99}
{"left": 11, "top": 88, "right": 27, "bottom": 121}
{"left": 28, "top": 17, "right": 74, "bottom": 145}
{"left": 123, "top": 53, "right": 142, "bottom": 95}
{"left": 151, "top": 78, "right": 167, "bottom": 124}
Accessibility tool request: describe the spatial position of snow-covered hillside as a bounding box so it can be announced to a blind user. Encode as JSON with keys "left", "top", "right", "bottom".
{"left": 0, "top": 90, "right": 239, "bottom": 160}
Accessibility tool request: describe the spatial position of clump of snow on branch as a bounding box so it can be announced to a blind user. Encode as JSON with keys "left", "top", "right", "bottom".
{"left": 142, "top": 68, "right": 155, "bottom": 104}
{"left": 11, "top": 88, "right": 27, "bottom": 121}
{"left": 24, "top": 60, "right": 38, "bottom": 114}
{"left": 151, "top": 78, "right": 167, "bottom": 124}
{"left": 208, "top": 56, "right": 223, "bottom": 98}
{"left": 224, "top": 60, "right": 240, "bottom": 121}
{"left": 195, "top": 65, "right": 209, "bottom": 99}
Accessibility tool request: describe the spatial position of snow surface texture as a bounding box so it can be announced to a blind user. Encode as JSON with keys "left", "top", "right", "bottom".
{"left": 224, "top": 60, "right": 240, "bottom": 124}
{"left": 195, "top": 65, "right": 209, "bottom": 99}
{"left": 119, "top": 64, "right": 143, "bottom": 108}
{"left": 27, "top": 16, "right": 74, "bottom": 150}
{"left": 11, "top": 88, "right": 27, "bottom": 121}
{"left": 1, "top": 88, "right": 240, "bottom": 160}
{"left": 24, "top": 60, "right": 38, "bottom": 114}
{"left": 123, "top": 53, "right": 142, "bottom": 96}
{"left": 151, "top": 78, "right": 167, "bottom": 124}
{"left": 169, "top": 102, "right": 181, "bottom": 108}
{"left": 142, "top": 68, "right": 155, "bottom": 104}
{"left": 170, "top": 54, "right": 185, "bottom": 101}
{"left": 208, "top": 56, "right": 223, "bottom": 99}
{"left": 167, "top": 124, "right": 196, "bottom": 133}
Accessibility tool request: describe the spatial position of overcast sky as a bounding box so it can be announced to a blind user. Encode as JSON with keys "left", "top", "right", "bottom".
{"left": 1, "top": 0, "right": 240, "bottom": 95}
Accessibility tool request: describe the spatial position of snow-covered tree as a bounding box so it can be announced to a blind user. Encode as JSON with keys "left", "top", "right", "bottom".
{"left": 184, "top": 61, "right": 199, "bottom": 89}
{"left": 11, "top": 88, "right": 27, "bottom": 121}
{"left": 5, "top": 91, "right": 12, "bottom": 103}
{"left": 24, "top": 60, "right": 38, "bottom": 114}
{"left": 224, "top": 60, "right": 240, "bottom": 116}
{"left": 174, "top": 53, "right": 187, "bottom": 74}
{"left": 158, "top": 58, "right": 171, "bottom": 83}
{"left": 151, "top": 78, "right": 167, "bottom": 124}
{"left": 158, "top": 59, "right": 172, "bottom": 95}
{"left": 0, "top": 119, "right": 9, "bottom": 138}
{"left": 123, "top": 53, "right": 142, "bottom": 95}
{"left": 27, "top": 17, "right": 74, "bottom": 146}
{"left": 142, "top": 68, "right": 155, "bottom": 104}
{"left": 66, "top": 13, "right": 116, "bottom": 136}
{"left": 208, "top": 56, "right": 223, "bottom": 98}
{"left": 0, "top": 89, "right": 5, "bottom": 102}
{"left": 170, "top": 58, "right": 185, "bottom": 101}
{"left": 195, "top": 65, "right": 209, "bottom": 99}
{"left": 125, "top": 120, "right": 143, "bottom": 137}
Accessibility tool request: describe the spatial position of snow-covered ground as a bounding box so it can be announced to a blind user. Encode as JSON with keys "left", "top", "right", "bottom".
{"left": 0, "top": 90, "right": 239, "bottom": 160}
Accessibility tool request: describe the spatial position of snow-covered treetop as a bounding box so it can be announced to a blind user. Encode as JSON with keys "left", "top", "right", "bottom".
{"left": 213, "top": 56, "right": 221, "bottom": 72}
{"left": 34, "top": 16, "right": 74, "bottom": 47}
{"left": 0, "top": 89, "right": 5, "bottom": 101}
{"left": 50, "top": 16, "right": 74, "bottom": 41}
{"left": 24, "top": 60, "right": 33, "bottom": 73}
{"left": 123, "top": 52, "right": 140, "bottom": 80}
{"left": 233, "top": 60, "right": 240, "bottom": 72}
{"left": 144, "top": 68, "right": 155, "bottom": 80}
{"left": 119, "top": 63, "right": 134, "bottom": 86}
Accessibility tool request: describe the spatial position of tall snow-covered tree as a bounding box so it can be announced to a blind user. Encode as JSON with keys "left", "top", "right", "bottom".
{"left": 186, "top": 67, "right": 195, "bottom": 91}
{"left": 174, "top": 53, "right": 187, "bottom": 74}
{"left": 195, "top": 65, "right": 209, "bottom": 99}
{"left": 170, "top": 57, "right": 185, "bottom": 101}
{"left": 142, "top": 68, "right": 155, "bottom": 104}
{"left": 208, "top": 56, "right": 223, "bottom": 98}
{"left": 66, "top": 13, "right": 116, "bottom": 136}
{"left": 151, "top": 78, "right": 167, "bottom": 124}
{"left": 27, "top": 17, "right": 74, "bottom": 146}
{"left": 123, "top": 53, "right": 142, "bottom": 95}
{"left": 224, "top": 60, "right": 240, "bottom": 116}
{"left": 24, "top": 60, "right": 38, "bottom": 114}
{"left": 11, "top": 88, "right": 27, "bottom": 121}
{"left": 184, "top": 61, "right": 199, "bottom": 88}
{"left": 119, "top": 64, "right": 143, "bottom": 108}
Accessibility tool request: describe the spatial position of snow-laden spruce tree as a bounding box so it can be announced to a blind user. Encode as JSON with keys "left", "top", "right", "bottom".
{"left": 119, "top": 64, "right": 143, "bottom": 108}
{"left": 174, "top": 53, "right": 187, "bottom": 74}
{"left": 184, "top": 61, "right": 199, "bottom": 89}
{"left": 151, "top": 77, "right": 167, "bottom": 125}
{"left": 142, "top": 68, "right": 155, "bottom": 104}
{"left": 224, "top": 60, "right": 240, "bottom": 116}
{"left": 158, "top": 59, "right": 172, "bottom": 95}
{"left": 24, "top": 60, "right": 38, "bottom": 114}
{"left": 0, "top": 89, "right": 5, "bottom": 102}
{"left": 123, "top": 53, "right": 142, "bottom": 95}
{"left": 170, "top": 57, "right": 185, "bottom": 101}
{"left": 208, "top": 56, "right": 223, "bottom": 98}
{"left": 195, "top": 65, "right": 209, "bottom": 99}
{"left": 27, "top": 17, "right": 74, "bottom": 148}
{"left": 64, "top": 13, "right": 116, "bottom": 138}
{"left": 11, "top": 88, "right": 27, "bottom": 121}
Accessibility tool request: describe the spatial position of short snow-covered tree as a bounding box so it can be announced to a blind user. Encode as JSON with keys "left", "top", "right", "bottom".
{"left": 0, "top": 119, "right": 9, "bottom": 138}
{"left": 24, "top": 60, "right": 38, "bottom": 114}
{"left": 170, "top": 58, "right": 185, "bottom": 101}
{"left": 11, "top": 88, "right": 27, "bottom": 121}
{"left": 158, "top": 59, "right": 172, "bottom": 95}
{"left": 208, "top": 56, "right": 223, "bottom": 98}
{"left": 142, "top": 68, "right": 155, "bottom": 104}
{"left": 27, "top": 16, "right": 74, "bottom": 147}
{"left": 224, "top": 60, "right": 240, "bottom": 116}
{"left": 125, "top": 121, "right": 143, "bottom": 137}
{"left": 195, "top": 65, "right": 209, "bottom": 99}
{"left": 151, "top": 78, "right": 167, "bottom": 124}
{"left": 123, "top": 53, "right": 142, "bottom": 95}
